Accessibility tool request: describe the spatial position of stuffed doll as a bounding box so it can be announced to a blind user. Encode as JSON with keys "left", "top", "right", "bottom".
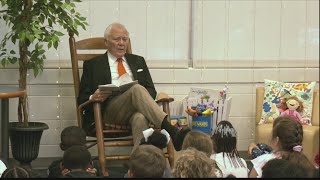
{"left": 280, "top": 96, "right": 304, "bottom": 124}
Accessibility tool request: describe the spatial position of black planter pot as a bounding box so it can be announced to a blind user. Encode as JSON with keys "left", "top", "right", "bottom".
{"left": 9, "top": 122, "right": 49, "bottom": 166}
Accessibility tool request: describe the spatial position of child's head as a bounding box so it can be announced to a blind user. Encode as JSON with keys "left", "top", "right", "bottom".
{"left": 211, "top": 120, "right": 245, "bottom": 168}
{"left": 172, "top": 147, "right": 216, "bottom": 178}
{"left": 1, "top": 166, "right": 30, "bottom": 178}
{"left": 271, "top": 116, "right": 303, "bottom": 152}
{"left": 62, "top": 145, "right": 92, "bottom": 171}
{"left": 60, "top": 126, "right": 87, "bottom": 151}
{"left": 126, "top": 144, "right": 166, "bottom": 178}
{"left": 262, "top": 158, "right": 315, "bottom": 178}
{"left": 181, "top": 130, "right": 213, "bottom": 156}
{"left": 212, "top": 121, "right": 237, "bottom": 153}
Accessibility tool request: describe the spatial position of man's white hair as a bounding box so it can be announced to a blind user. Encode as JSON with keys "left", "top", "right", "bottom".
{"left": 104, "top": 22, "right": 129, "bottom": 39}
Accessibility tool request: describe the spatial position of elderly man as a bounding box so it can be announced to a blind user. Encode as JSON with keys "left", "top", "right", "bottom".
{"left": 78, "top": 22, "right": 190, "bottom": 151}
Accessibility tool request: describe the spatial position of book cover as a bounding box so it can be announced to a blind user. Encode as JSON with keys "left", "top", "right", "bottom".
{"left": 98, "top": 80, "right": 138, "bottom": 92}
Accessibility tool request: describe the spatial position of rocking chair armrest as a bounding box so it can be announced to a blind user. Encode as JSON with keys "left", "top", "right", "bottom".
{"left": 78, "top": 91, "right": 113, "bottom": 110}
{"left": 156, "top": 97, "right": 174, "bottom": 103}
{"left": 155, "top": 92, "right": 174, "bottom": 103}
{"left": 78, "top": 99, "right": 94, "bottom": 110}
{"left": 77, "top": 93, "right": 113, "bottom": 127}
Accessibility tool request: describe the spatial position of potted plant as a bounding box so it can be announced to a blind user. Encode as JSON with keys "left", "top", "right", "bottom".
{"left": 0, "top": 0, "right": 88, "bottom": 167}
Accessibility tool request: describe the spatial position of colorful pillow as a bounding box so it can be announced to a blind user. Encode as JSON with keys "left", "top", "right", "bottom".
{"left": 260, "top": 79, "right": 316, "bottom": 125}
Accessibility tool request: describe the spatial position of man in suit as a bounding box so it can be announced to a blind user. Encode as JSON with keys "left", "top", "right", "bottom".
{"left": 78, "top": 22, "right": 190, "bottom": 151}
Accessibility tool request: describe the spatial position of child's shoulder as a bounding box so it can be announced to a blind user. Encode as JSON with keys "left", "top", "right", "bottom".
{"left": 48, "top": 158, "right": 62, "bottom": 168}
{"left": 47, "top": 158, "right": 63, "bottom": 178}
{"left": 251, "top": 152, "right": 277, "bottom": 166}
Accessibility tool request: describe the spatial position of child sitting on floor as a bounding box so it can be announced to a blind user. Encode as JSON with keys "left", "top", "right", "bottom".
{"left": 124, "top": 128, "right": 172, "bottom": 178}
{"left": 211, "top": 121, "right": 249, "bottom": 178}
{"left": 181, "top": 130, "right": 223, "bottom": 178}
{"left": 125, "top": 144, "right": 167, "bottom": 178}
{"left": 172, "top": 147, "right": 217, "bottom": 178}
{"left": 47, "top": 126, "right": 100, "bottom": 177}
{"left": 60, "top": 145, "right": 96, "bottom": 178}
{"left": 261, "top": 158, "right": 313, "bottom": 178}
{"left": 249, "top": 116, "right": 316, "bottom": 178}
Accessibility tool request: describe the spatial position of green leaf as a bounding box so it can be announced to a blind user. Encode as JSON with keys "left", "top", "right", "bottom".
{"left": 9, "top": 50, "right": 15, "bottom": 54}
{"left": 79, "top": 16, "right": 86, "bottom": 21}
{"left": 48, "top": 18, "right": 53, "bottom": 27}
{"left": 8, "top": 57, "right": 17, "bottom": 64}
{"left": 34, "top": 34, "right": 41, "bottom": 40}
{"left": 48, "top": 41, "right": 52, "bottom": 49}
{"left": 1, "top": 59, "right": 7, "bottom": 67}
{"left": 53, "top": 40, "right": 58, "bottom": 49}
{"left": 55, "top": 31, "right": 64, "bottom": 36}
{"left": 33, "top": 67, "right": 39, "bottom": 77}
{"left": 1, "top": 58, "right": 10, "bottom": 67}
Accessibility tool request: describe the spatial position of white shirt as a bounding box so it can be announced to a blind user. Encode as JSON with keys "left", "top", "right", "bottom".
{"left": 0, "top": 160, "right": 7, "bottom": 177}
{"left": 89, "top": 52, "right": 133, "bottom": 100}
{"left": 107, "top": 51, "right": 133, "bottom": 85}
{"left": 250, "top": 152, "right": 278, "bottom": 178}
{"left": 210, "top": 152, "right": 249, "bottom": 178}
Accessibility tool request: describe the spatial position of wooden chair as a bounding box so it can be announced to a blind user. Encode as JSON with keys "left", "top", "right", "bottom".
{"left": 68, "top": 32, "right": 175, "bottom": 176}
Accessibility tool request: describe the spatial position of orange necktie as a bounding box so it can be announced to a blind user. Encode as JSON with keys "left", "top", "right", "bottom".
{"left": 117, "top": 58, "right": 126, "bottom": 77}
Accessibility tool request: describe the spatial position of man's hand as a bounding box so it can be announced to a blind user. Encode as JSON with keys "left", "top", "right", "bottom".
{"left": 90, "top": 89, "right": 111, "bottom": 102}
{"left": 248, "top": 142, "right": 258, "bottom": 159}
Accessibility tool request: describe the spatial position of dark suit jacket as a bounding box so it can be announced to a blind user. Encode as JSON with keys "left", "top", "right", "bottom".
{"left": 78, "top": 52, "right": 157, "bottom": 132}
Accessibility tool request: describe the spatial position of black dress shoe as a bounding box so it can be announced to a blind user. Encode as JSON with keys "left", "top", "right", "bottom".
{"left": 172, "top": 127, "right": 191, "bottom": 151}
{"left": 161, "top": 119, "right": 191, "bottom": 151}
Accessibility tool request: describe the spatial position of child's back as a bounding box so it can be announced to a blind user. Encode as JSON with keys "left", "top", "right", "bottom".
{"left": 249, "top": 116, "right": 316, "bottom": 178}
{"left": 211, "top": 121, "right": 248, "bottom": 178}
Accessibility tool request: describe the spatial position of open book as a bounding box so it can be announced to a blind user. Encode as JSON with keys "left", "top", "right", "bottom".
{"left": 99, "top": 80, "right": 138, "bottom": 92}
{"left": 99, "top": 73, "right": 138, "bottom": 93}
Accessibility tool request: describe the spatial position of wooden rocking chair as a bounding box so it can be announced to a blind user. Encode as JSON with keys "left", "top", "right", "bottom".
{"left": 68, "top": 32, "right": 175, "bottom": 177}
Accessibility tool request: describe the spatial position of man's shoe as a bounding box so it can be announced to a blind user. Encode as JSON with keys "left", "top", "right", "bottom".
{"left": 161, "top": 119, "right": 191, "bottom": 151}
{"left": 172, "top": 127, "right": 191, "bottom": 151}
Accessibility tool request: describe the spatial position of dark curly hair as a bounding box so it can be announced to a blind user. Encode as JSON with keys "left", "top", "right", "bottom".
{"left": 60, "top": 126, "right": 87, "bottom": 151}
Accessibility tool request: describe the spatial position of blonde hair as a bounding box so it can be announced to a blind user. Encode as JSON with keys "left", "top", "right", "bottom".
{"left": 181, "top": 130, "right": 214, "bottom": 156}
{"left": 172, "top": 148, "right": 216, "bottom": 178}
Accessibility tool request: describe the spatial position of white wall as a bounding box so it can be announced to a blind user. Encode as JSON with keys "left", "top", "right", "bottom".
{"left": 0, "top": 0, "right": 319, "bottom": 157}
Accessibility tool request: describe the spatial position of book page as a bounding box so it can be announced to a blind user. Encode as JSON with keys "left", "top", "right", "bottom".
{"left": 98, "top": 73, "right": 138, "bottom": 92}
{"left": 118, "top": 73, "right": 133, "bottom": 86}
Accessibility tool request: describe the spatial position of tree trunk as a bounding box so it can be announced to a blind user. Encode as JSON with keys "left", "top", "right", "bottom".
{"left": 18, "top": 43, "right": 28, "bottom": 126}
{"left": 17, "top": 0, "right": 33, "bottom": 126}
